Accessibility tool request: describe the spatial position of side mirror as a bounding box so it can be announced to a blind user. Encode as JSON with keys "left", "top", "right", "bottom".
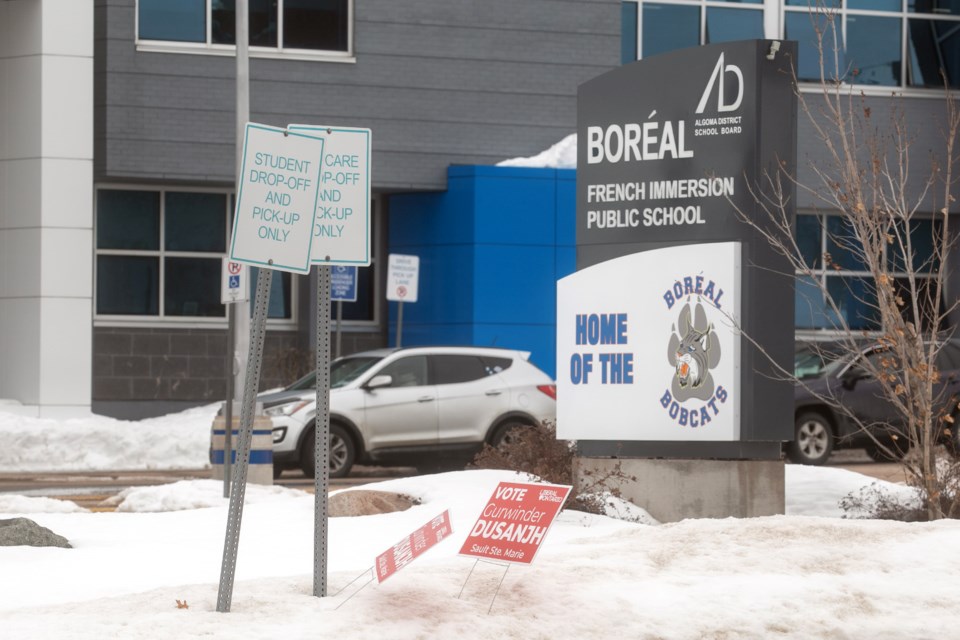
{"left": 365, "top": 374, "right": 393, "bottom": 390}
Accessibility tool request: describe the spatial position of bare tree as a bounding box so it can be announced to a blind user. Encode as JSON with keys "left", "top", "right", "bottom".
{"left": 740, "top": 4, "right": 960, "bottom": 520}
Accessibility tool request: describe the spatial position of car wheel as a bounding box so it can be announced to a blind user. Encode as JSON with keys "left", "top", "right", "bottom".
{"left": 788, "top": 412, "right": 834, "bottom": 465}
{"left": 491, "top": 421, "right": 526, "bottom": 449}
{"left": 299, "top": 423, "right": 356, "bottom": 479}
{"left": 273, "top": 465, "right": 284, "bottom": 480}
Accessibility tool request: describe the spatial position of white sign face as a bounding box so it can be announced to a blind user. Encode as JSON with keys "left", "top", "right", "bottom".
{"left": 288, "top": 125, "right": 372, "bottom": 266}
{"left": 221, "top": 258, "right": 249, "bottom": 304}
{"left": 229, "top": 123, "right": 325, "bottom": 274}
{"left": 387, "top": 254, "right": 419, "bottom": 303}
{"left": 557, "top": 242, "right": 741, "bottom": 441}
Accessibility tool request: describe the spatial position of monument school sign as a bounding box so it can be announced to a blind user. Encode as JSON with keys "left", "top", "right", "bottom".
{"left": 562, "top": 40, "right": 797, "bottom": 459}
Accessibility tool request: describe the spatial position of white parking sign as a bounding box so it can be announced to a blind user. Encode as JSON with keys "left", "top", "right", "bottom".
{"left": 387, "top": 254, "right": 419, "bottom": 303}
{"left": 288, "top": 125, "right": 372, "bottom": 266}
{"left": 229, "top": 123, "right": 325, "bottom": 274}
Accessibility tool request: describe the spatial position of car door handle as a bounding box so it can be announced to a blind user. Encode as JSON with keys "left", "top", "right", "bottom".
{"left": 418, "top": 396, "right": 435, "bottom": 403}
{"left": 485, "top": 389, "right": 503, "bottom": 396}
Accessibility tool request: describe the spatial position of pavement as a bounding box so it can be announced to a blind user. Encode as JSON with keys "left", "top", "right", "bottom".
{"left": 0, "top": 466, "right": 415, "bottom": 511}
{"left": 0, "top": 451, "right": 913, "bottom": 512}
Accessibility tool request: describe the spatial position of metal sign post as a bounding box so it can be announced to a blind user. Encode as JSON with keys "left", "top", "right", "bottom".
{"left": 217, "top": 268, "right": 273, "bottom": 613}
{"left": 396, "top": 301, "right": 404, "bottom": 348}
{"left": 314, "top": 264, "right": 332, "bottom": 597}
{"left": 220, "top": 258, "right": 248, "bottom": 498}
{"left": 286, "top": 125, "right": 371, "bottom": 600}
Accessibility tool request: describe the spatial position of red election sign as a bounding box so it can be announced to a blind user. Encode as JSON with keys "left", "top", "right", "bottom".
{"left": 375, "top": 510, "right": 452, "bottom": 583}
{"left": 459, "top": 481, "right": 571, "bottom": 565}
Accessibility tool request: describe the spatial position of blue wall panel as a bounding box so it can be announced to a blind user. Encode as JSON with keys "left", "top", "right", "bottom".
{"left": 388, "top": 165, "right": 576, "bottom": 378}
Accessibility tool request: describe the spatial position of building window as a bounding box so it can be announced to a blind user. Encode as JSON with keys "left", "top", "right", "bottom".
{"left": 95, "top": 187, "right": 292, "bottom": 322}
{"left": 794, "top": 213, "right": 945, "bottom": 334}
{"left": 620, "top": 1, "right": 765, "bottom": 64}
{"left": 137, "top": 0, "right": 351, "bottom": 56}
{"left": 621, "top": 1, "right": 960, "bottom": 90}
{"left": 784, "top": 0, "right": 960, "bottom": 88}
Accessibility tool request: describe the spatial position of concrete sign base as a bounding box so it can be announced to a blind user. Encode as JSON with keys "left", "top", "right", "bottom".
{"left": 574, "top": 457, "right": 784, "bottom": 523}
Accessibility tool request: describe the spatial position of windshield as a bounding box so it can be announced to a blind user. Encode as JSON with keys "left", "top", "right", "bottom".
{"left": 282, "top": 356, "right": 385, "bottom": 391}
{"left": 285, "top": 370, "right": 317, "bottom": 391}
{"left": 794, "top": 343, "right": 850, "bottom": 380}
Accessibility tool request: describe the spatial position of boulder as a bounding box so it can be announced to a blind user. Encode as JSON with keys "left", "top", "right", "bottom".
{"left": 0, "top": 517, "right": 72, "bottom": 548}
{"left": 329, "top": 490, "right": 417, "bottom": 517}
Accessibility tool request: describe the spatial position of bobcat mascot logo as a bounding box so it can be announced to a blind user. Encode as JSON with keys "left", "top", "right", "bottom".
{"left": 667, "top": 302, "right": 721, "bottom": 402}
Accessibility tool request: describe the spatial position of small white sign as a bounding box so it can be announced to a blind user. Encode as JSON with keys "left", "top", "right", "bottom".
{"left": 288, "top": 124, "right": 372, "bottom": 266}
{"left": 556, "top": 242, "right": 741, "bottom": 442}
{"left": 221, "top": 258, "right": 249, "bottom": 304}
{"left": 387, "top": 254, "right": 419, "bottom": 303}
{"left": 229, "top": 123, "right": 325, "bottom": 274}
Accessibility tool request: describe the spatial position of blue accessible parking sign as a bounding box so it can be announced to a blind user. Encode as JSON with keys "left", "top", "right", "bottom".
{"left": 330, "top": 265, "right": 358, "bottom": 302}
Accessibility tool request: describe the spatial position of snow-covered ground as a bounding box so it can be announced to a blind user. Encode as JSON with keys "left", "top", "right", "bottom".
{"left": 1, "top": 406, "right": 958, "bottom": 639}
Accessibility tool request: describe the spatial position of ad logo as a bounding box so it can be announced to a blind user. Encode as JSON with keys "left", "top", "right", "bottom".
{"left": 696, "top": 53, "right": 743, "bottom": 114}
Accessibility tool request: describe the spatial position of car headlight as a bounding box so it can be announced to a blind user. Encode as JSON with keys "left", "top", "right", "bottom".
{"left": 264, "top": 399, "right": 313, "bottom": 417}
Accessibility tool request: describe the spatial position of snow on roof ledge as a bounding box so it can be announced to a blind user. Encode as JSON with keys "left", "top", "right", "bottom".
{"left": 496, "top": 133, "right": 577, "bottom": 169}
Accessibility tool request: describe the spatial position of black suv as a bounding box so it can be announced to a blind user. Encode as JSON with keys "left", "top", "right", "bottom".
{"left": 791, "top": 340, "right": 960, "bottom": 465}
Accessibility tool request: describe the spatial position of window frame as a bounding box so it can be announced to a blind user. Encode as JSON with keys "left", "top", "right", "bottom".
{"left": 134, "top": 0, "right": 356, "bottom": 64}
{"left": 621, "top": 0, "right": 960, "bottom": 96}
{"left": 621, "top": 0, "right": 768, "bottom": 64}
{"left": 794, "top": 211, "right": 945, "bottom": 338}
{"left": 94, "top": 184, "right": 298, "bottom": 329}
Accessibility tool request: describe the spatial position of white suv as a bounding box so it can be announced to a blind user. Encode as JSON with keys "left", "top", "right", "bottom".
{"left": 266, "top": 346, "right": 557, "bottom": 477}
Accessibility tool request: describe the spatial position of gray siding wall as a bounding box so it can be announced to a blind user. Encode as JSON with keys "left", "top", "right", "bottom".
{"left": 94, "top": 0, "right": 620, "bottom": 191}
{"left": 795, "top": 94, "right": 955, "bottom": 210}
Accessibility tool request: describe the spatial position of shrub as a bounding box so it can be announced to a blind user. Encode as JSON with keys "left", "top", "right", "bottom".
{"left": 470, "top": 421, "right": 637, "bottom": 516}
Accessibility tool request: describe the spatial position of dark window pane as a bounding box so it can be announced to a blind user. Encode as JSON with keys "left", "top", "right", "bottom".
{"left": 249, "top": 267, "right": 292, "bottom": 319}
{"left": 787, "top": 0, "right": 840, "bottom": 6}
{"left": 826, "top": 216, "right": 868, "bottom": 271}
{"left": 211, "top": 0, "right": 277, "bottom": 46}
{"left": 139, "top": 0, "right": 205, "bottom": 42}
{"left": 642, "top": 4, "right": 699, "bottom": 58}
{"left": 165, "top": 192, "right": 227, "bottom": 252}
{"left": 97, "top": 190, "right": 160, "bottom": 250}
{"left": 795, "top": 276, "right": 831, "bottom": 330}
{"left": 908, "top": 18, "right": 960, "bottom": 88}
{"left": 887, "top": 219, "right": 942, "bottom": 273}
{"left": 849, "top": 0, "right": 901, "bottom": 10}
{"left": 705, "top": 8, "right": 764, "bottom": 44}
{"left": 785, "top": 11, "right": 844, "bottom": 82}
{"left": 622, "top": 2, "right": 638, "bottom": 64}
{"left": 431, "top": 355, "right": 488, "bottom": 385}
{"left": 797, "top": 214, "right": 823, "bottom": 269}
{"left": 165, "top": 257, "right": 224, "bottom": 317}
{"left": 827, "top": 275, "right": 880, "bottom": 330}
{"left": 97, "top": 256, "right": 159, "bottom": 315}
{"left": 251, "top": 0, "right": 278, "bottom": 47}
{"left": 211, "top": 0, "right": 235, "bottom": 44}
{"left": 847, "top": 15, "right": 901, "bottom": 86}
{"left": 378, "top": 356, "right": 428, "bottom": 387}
{"left": 331, "top": 265, "right": 374, "bottom": 321}
{"left": 893, "top": 276, "right": 948, "bottom": 332}
{"left": 909, "top": 0, "right": 960, "bottom": 16}
{"left": 284, "top": 0, "right": 348, "bottom": 51}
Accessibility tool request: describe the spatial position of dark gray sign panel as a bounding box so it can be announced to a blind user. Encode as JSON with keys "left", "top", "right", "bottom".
{"left": 575, "top": 40, "right": 797, "bottom": 459}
